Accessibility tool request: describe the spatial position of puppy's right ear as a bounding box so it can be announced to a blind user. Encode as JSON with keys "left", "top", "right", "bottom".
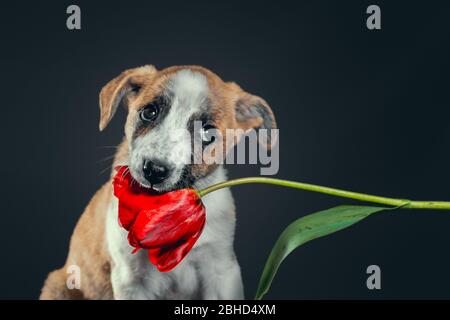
{"left": 99, "top": 65, "right": 157, "bottom": 131}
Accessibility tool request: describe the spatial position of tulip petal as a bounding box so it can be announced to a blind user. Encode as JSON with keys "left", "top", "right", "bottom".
{"left": 148, "top": 224, "right": 205, "bottom": 272}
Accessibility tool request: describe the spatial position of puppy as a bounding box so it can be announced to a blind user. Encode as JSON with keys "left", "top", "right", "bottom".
{"left": 40, "top": 65, "right": 276, "bottom": 299}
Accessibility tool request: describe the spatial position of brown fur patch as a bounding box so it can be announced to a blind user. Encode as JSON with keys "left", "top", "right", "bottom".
{"left": 40, "top": 183, "right": 114, "bottom": 300}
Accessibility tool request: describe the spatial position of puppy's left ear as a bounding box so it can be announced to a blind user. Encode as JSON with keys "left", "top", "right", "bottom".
{"left": 99, "top": 65, "right": 157, "bottom": 131}
{"left": 235, "top": 94, "right": 276, "bottom": 130}
{"left": 234, "top": 91, "right": 277, "bottom": 147}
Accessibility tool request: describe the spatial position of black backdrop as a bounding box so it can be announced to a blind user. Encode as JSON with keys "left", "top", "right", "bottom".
{"left": 1, "top": 0, "right": 450, "bottom": 299}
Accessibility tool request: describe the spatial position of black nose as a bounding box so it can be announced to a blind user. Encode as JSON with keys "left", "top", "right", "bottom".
{"left": 142, "top": 159, "right": 170, "bottom": 185}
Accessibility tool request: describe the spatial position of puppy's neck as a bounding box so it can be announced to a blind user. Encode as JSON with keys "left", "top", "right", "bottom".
{"left": 193, "top": 165, "right": 228, "bottom": 191}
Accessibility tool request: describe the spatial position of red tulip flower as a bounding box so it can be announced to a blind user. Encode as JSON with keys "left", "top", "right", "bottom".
{"left": 113, "top": 166, "right": 206, "bottom": 272}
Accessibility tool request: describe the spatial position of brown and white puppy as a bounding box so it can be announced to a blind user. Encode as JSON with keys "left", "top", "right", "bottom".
{"left": 40, "top": 65, "right": 276, "bottom": 299}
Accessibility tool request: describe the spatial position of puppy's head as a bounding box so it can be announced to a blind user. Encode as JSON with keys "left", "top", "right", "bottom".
{"left": 99, "top": 65, "right": 276, "bottom": 192}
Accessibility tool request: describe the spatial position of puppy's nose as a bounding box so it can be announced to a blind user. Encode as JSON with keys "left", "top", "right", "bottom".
{"left": 142, "top": 159, "right": 170, "bottom": 185}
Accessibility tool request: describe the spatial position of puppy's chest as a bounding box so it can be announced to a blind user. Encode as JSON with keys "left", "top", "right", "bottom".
{"left": 106, "top": 189, "right": 235, "bottom": 299}
{"left": 137, "top": 250, "right": 204, "bottom": 299}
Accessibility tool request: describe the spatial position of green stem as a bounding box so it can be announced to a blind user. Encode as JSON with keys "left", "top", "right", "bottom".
{"left": 197, "top": 177, "right": 450, "bottom": 210}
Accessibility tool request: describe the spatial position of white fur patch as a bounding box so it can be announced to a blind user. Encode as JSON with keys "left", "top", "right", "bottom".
{"left": 129, "top": 69, "right": 210, "bottom": 191}
{"left": 170, "top": 69, "right": 209, "bottom": 103}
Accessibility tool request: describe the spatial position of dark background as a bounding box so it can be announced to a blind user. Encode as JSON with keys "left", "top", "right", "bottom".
{"left": 1, "top": 0, "right": 449, "bottom": 299}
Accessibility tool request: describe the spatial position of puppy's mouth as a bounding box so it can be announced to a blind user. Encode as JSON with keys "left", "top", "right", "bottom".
{"left": 130, "top": 170, "right": 194, "bottom": 194}
{"left": 134, "top": 179, "right": 173, "bottom": 194}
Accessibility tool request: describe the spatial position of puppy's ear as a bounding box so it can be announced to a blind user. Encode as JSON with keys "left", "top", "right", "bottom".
{"left": 233, "top": 87, "right": 277, "bottom": 148}
{"left": 235, "top": 94, "right": 276, "bottom": 130}
{"left": 99, "top": 65, "right": 157, "bottom": 131}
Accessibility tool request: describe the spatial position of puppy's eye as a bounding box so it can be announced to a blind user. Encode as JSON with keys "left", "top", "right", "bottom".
{"left": 140, "top": 103, "right": 159, "bottom": 122}
{"left": 201, "top": 124, "right": 216, "bottom": 145}
{"left": 130, "top": 84, "right": 141, "bottom": 93}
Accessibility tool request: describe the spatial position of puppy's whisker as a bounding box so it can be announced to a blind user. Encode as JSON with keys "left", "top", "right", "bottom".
{"left": 95, "top": 154, "right": 116, "bottom": 164}
{"left": 99, "top": 164, "right": 114, "bottom": 176}
{"left": 121, "top": 167, "right": 130, "bottom": 179}
{"left": 97, "top": 146, "right": 120, "bottom": 149}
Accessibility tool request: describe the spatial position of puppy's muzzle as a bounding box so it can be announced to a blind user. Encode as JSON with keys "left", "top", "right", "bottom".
{"left": 142, "top": 159, "right": 171, "bottom": 185}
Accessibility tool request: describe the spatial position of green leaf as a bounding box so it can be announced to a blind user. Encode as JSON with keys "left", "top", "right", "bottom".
{"left": 254, "top": 205, "right": 387, "bottom": 300}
